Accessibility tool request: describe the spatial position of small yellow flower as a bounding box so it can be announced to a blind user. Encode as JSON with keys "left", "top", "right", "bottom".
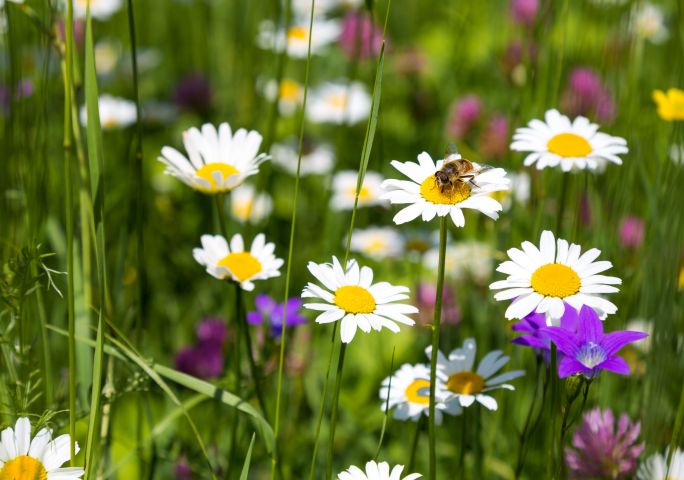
{"left": 652, "top": 88, "right": 684, "bottom": 121}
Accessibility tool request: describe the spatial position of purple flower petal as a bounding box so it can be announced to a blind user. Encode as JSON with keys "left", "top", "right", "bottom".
{"left": 600, "top": 331, "right": 649, "bottom": 355}
{"left": 544, "top": 327, "right": 581, "bottom": 357}
{"left": 597, "top": 356, "right": 631, "bottom": 375}
{"left": 255, "top": 293, "right": 277, "bottom": 314}
{"left": 559, "top": 303, "right": 579, "bottom": 331}
{"left": 577, "top": 305, "right": 604, "bottom": 343}
{"left": 558, "top": 356, "right": 588, "bottom": 378}
{"left": 247, "top": 311, "right": 263, "bottom": 326}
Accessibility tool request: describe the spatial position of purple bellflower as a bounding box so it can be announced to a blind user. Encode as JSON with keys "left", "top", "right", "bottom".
{"left": 247, "top": 294, "right": 307, "bottom": 338}
{"left": 512, "top": 301, "right": 578, "bottom": 363}
{"left": 543, "top": 306, "right": 648, "bottom": 378}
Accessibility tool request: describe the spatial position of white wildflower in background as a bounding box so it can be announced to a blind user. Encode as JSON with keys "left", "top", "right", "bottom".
{"left": 490, "top": 230, "right": 621, "bottom": 323}
{"left": 427, "top": 338, "right": 524, "bottom": 411}
{"left": 158, "top": 122, "right": 269, "bottom": 194}
{"left": 0, "top": 417, "right": 84, "bottom": 479}
{"left": 193, "top": 234, "right": 283, "bottom": 291}
{"left": 271, "top": 139, "right": 335, "bottom": 176}
{"left": 632, "top": 3, "right": 669, "bottom": 44}
{"left": 263, "top": 78, "right": 304, "bottom": 116}
{"left": 511, "top": 109, "right": 628, "bottom": 172}
{"left": 73, "top": 0, "right": 123, "bottom": 20}
{"left": 230, "top": 184, "right": 273, "bottom": 224}
{"left": 307, "top": 82, "right": 372, "bottom": 125}
{"left": 338, "top": 460, "right": 422, "bottom": 480}
{"left": 637, "top": 448, "right": 684, "bottom": 479}
{"left": 331, "top": 171, "right": 386, "bottom": 210}
{"left": 495, "top": 171, "right": 531, "bottom": 210}
{"left": 423, "top": 241, "right": 495, "bottom": 284}
{"left": 302, "top": 256, "right": 417, "bottom": 343}
{"left": 349, "top": 227, "right": 404, "bottom": 261}
{"left": 381, "top": 152, "right": 509, "bottom": 227}
{"left": 257, "top": 18, "right": 341, "bottom": 58}
{"left": 79, "top": 94, "right": 136, "bottom": 129}
{"left": 379, "top": 363, "right": 459, "bottom": 424}
{"left": 94, "top": 39, "right": 121, "bottom": 76}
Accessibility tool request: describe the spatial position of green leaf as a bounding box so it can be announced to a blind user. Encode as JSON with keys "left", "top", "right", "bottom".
{"left": 240, "top": 433, "right": 256, "bottom": 480}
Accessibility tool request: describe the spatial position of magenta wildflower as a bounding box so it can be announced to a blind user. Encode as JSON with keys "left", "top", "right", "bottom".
{"left": 174, "top": 73, "right": 212, "bottom": 114}
{"left": 446, "top": 95, "right": 482, "bottom": 139}
{"left": 565, "top": 408, "right": 644, "bottom": 479}
{"left": 561, "top": 67, "right": 616, "bottom": 123}
{"left": 416, "top": 282, "right": 460, "bottom": 326}
{"left": 509, "top": 0, "right": 538, "bottom": 27}
{"left": 619, "top": 216, "right": 645, "bottom": 250}
{"left": 338, "top": 11, "right": 384, "bottom": 60}
{"left": 247, "top": 294, "right": 307, "bottom": 338}
{"left": 480, "top": 114, "right": 509, "bottom": 158}
{"left": 175, "top": 318, "right": 227, "bottom": 379}
{"left": 174, "top": 457, "right": 193, "bottom": 480}
{"left": 543, "top": 306, "right": 648, "bottom": 378}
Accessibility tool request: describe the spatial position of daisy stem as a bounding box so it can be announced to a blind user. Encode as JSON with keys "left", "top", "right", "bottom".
{"left": 548, "top": 344, "right": 559, "bottom": 478}
{"left": 555, "top": 174, "right": 569, "bottom": 235}
{"left": 557, "top": 378, "right": 585, "bottom": 479}
{"left": 459, "top": 407, "right": 467, "bottom": 472}
{"left": 63, "top": 0, "right": 77, "bottom": 465}
{"left": 428, "top": 216, "right": 448, "bottom": 480}
{"left": 407, "top": 415, "right": 424, "bottom": 473}
{"left": 308, "top": 324, "right": 338, "bottom": 480}
{"left": 515, "top": 356, "right": 543, "bottom": 478}
{"left": 325, "top": 342, "right": 347, "bottom": 480}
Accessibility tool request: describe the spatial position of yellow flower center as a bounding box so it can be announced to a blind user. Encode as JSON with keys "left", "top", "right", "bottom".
{"left": 404, "top": 379, "right": 431, "bottom": 405}
{"left": 530, "top": 263, "right": 581, "bottom": 298}
{"left": 333, "top": 285, "right": 376, "bottom": 314}
{"left": 419, "top": 176, "right": 471, "bottom": 205}
{"left": 345, "top": 186, "right": 372, "bottom": 201}
{"left": 546, "top": 133, "right": 593, "bottom": 157}
{"left": 364, "top": 238, "right": 386, "bottom": 254}
{"left": 279, "top": 80, "right": 302, "bottom": 102}
{"left": 233, "top": 200, "right": 254, "bottom": 221}
{"left": 0, "top": 456, "right": 48, "bottom": 480}
{"left": 287, "top": 26, "right": 309, "bottom": 41}
{"left": 195, "top": 163, "right": 239, "bottom": 193}
{"left": 217, "top": 252, "right": 262, "bottom": 282}
{"left": 326, "top": 93, "right": 348, "bottom": 109}
{"left": 446, "top": 371, "right": 485, "bottom": 395}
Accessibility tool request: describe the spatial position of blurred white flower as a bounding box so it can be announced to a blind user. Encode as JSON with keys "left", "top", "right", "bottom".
{"left": 331, "top": 170, "right": 386, "bottom": 210}
{"left": 73, "top": 0, "right": 123, "bottom": 20}
{"left": 263, "top": 78, "right": 304, "bottom": 116}
{"left": 271, "top": 139, "right": 335, "bottom": 176}
{"left": 257, "top": 18, "right": 341, "bottom": 58}
{"left": 230, "top": 183, "right": 273, "bottom": 224}
{"left": 95, "top": 39, "right": 121, "bottom": 76}
{"left": 349, "top": 227, "right": 404, "bottom": 261}
{"left": 494, "top": 171, "right": 531, "bottom": 210}
{"left": 79, "top": 94, "right": 136, "bottom": 129}
{"left": 424, "top": 241, "right": 495, "bottom": 284}
{"left": 632, "top": 3, "right": 668, "bottom": 44}
{"left": 670, "top": 144, "right": 684, "bottom": 166}
{"left": 307, "top": 81, "right": 371, "bottom": 125}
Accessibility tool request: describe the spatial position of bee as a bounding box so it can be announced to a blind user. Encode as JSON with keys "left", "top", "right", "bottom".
{"left": 434, "top": 154, "right": 487, "bottom": 194}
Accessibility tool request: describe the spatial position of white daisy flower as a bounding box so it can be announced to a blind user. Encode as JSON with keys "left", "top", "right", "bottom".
{"left": 0, "top": 417, "right": 84, "bottom": 479}
{"left": 349, "top": 227, "right": 404, "bottom": 261}
{"left": 637, "top": 448, "right": 684, "bottom": 479}
{"left": 257, "top": 18, "right": 341, "bottom": 58}
{"left": 632, "top": 3, "right": 669, "bottom": 44}
{"left": 338, "top": 460, "right": 422, "bottom": 480}
{"left": 263, "top": 78, "right": 304, "bottom": 116}
{"left": 381, "top": 152, "right": 509, "bottom": 228}
{"left": 230, "top": 184, "right": 273, "bottom": 224}
{"left": 307, "top": 82, "right": 371, "bottom": 125}
{"left": 158, "top": 122, "right": 269, "bottom": 194}
{"left": 331, "top": 170, "right": 386, "bottom": 210}
{"left": 94, "top": 39, "right": 121, "bottom": 76}
{"left": 0, "top": 0, "right": 24, "bottom": 9}
{"left": 79, "top": 94, "right": 136, "bottom": 130}
{"left": 302, "top": 256, "right": 417, "bottom": 343}
{"left": 193, "top": 233, "right": 283, "bottom": 291}
{"left": 670, "top": 144, "right": 684, "bottom": 166}
{"left": 379, "top": 363, "right": 459, "bottom": 424}
{"left": 271, "top": 139, "right": 335, "bottom": 176}
{"left": 73, "top": 0, "right": 122, "bottom": 20}
{"left": 510, "top": 109, "right": 628, "bottom": 172}
{"left": 489, "top": 230, "right": 622, "bottom": 324}
{"left": 427, "top": 338, "right": 524, "bottom": 411}
{"left": 423, "top": 241, "right": 495, "bottom": 285}
{"left": 494, "top": 171, "right": 531, "bottom": 210}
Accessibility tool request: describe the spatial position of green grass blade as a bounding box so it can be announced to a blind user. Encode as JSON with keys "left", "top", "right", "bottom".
{"left": 240, "top": 433, "right": 257, "bottom": 480}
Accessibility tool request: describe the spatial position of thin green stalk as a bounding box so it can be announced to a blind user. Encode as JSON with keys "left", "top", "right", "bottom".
{"left": 515, "top": 357, "right": 543, "bottom": 478}
{"left": 555, "top": 174, "right": 569, "bottom": 235}
{"left": 374, "top": 347, "right": 396, "bottom": 461}
{"left": 62, "top": 0, "right": 77, "bottom": 464}
{"left": 271, "top": 0, "right": 315, "bottom": 477}
{"left": 407, "top": 415, "right": 423, "bottom": 473}
{"left": 556, "top": 379, "right": 585, "bottom": 479}
{"left": 428, "top": 217, "right": 448, "bottom": 480}
{"left": 307, "top": 324, "right": 338, "bottom": 480}
{"left": 668, "top": 382, "right": 684, "bottom": 470}
{"left": 459, "top": 408, "right": 467, "bottom": 473}
{"left": 325, "top": 342, "right": 347, "bottom": 480}
{"left": 548, "top": 344, "right": 559, "bottom": 479}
